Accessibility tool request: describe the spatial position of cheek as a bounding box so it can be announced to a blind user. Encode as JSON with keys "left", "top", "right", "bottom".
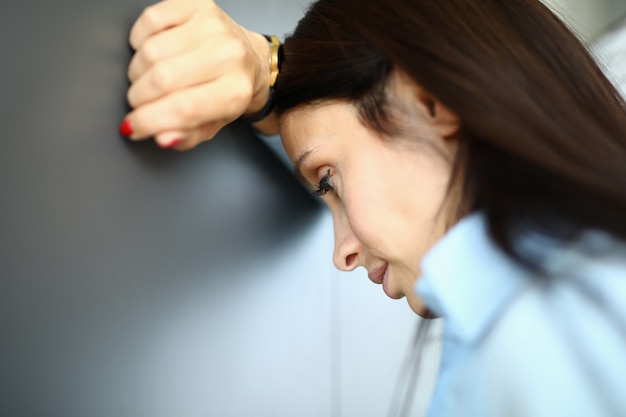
{"left": 343, "top": 165, "right": 447, "bottom": 267}
{"left": 341, "top": 184, "right": 399, "bottom": 255}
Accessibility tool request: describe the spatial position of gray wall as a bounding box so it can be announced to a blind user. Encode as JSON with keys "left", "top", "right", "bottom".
{"left": 542, "top": 0, "right": 626, "bottom": 40}
{"left": 0, "top": 1, "right": 425, "bottom": 417}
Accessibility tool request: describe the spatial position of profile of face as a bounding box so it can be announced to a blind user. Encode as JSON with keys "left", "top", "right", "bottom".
{"left": 279, "top": 71, "right": 462, "bottom": 315}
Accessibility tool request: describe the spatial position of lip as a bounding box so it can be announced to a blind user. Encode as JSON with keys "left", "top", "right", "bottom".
{"left": 381, "top": 267, "right": 393, "bottom": 299}
{"left": 368, "top": 263, "right": 388, "bottom": 285}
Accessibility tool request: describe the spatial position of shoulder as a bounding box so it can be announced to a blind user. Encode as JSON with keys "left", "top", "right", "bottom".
{"left": 469, "top": 234, "right": 626, "bottom": 416}
{"left": 420, "top": 217, "right": 626, "bottom": 417}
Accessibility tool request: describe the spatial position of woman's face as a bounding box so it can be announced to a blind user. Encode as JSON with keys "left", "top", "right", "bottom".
{"left": 279, "top": 79, "right": 460, "bottom": 315}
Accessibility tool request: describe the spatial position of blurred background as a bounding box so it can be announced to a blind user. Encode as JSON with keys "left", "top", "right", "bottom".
{"left": 544, "top": 0, "right": 626, "bottom": 97}
{"left": 544, "top": 0, "right": 626, "bottom": 40}
{"left": 0, "top": 1, "right": 624, "bottom": 417}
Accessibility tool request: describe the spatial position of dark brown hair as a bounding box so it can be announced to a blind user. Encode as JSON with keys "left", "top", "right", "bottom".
{"left": 275, "top": 0, "right": 626, "bottom": 268}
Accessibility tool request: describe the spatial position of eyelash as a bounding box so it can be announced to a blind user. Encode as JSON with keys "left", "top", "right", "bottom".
{"left": 314, "top": 169, "right": 334, "bottom": 196}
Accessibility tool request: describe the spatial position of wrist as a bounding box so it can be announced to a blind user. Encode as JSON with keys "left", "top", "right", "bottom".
{"left": 240, "top": 33, "right": 282, "bottom": 125}
{"left": 246, "top": 31, "right": 273, "bottom": 116}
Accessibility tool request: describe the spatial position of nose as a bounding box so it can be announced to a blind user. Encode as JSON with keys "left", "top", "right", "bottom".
{"left": 332, "top": 210, "right": 363, "bottom": 272}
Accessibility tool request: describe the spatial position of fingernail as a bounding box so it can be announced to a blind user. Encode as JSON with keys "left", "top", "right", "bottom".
{"left": 119, "top": 119, "right": 133, "bottom": 137}
{"left": 161, "top": 139, "right": 181, "bottom": 149}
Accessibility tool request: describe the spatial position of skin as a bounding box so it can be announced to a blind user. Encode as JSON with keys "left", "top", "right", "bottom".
{"left": 123, "top": 0, "right": 274, "bottom": 150}
{"left": 279, "top": 73, "right": 462, "bottom": 315}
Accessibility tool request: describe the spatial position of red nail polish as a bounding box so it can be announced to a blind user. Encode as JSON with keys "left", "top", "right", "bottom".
{"left": 119, "top": 119, "right": 133, "bottom": 137}
{"left": 158, "top": 139, "right": 181, "bottom": 149}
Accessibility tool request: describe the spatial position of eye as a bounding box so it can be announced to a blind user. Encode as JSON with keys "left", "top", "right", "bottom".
{"left": 314, "top": 168, "right": 335, "bottom": 196}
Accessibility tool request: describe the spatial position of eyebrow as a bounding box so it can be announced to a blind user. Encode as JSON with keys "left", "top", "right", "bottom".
{"left": 294, "top": 150, "right": 313, "bottom": 186}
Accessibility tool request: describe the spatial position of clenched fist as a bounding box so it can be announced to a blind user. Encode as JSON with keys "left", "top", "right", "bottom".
{"left": 121, "top": 0, "right": 272, "bottom": 150}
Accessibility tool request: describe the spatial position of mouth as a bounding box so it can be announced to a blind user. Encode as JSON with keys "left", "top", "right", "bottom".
{"left": 369, "top": 263, "right": 398, "bottom": 300}
{"left": 368, "top": 263, "right": 388, "bottom": 285}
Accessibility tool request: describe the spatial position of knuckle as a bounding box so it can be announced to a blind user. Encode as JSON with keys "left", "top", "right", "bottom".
{"left": 140, "top": 40, "right": 160, "bottom": 66}
{"left": 211, "top": 38, "right": 239, "bottom": 61}
{"left": 201, "top": 5, "right": 224, "bottom": 24}
{"left": 230, "top": 81, "right": 253, "bottom": 105}
{"left": 172, "top": 98, "right": 198, "bottom": 123}
{"left": 150, "top": 65, "right": 173, "bottom": 92}
{"left": 141, "top": 6, "right": 163, "bottom": 32}
{"left": 225, "top": 40, "right": 247, "bottom": 61}
{"left": 201, "top": 13, "right": 220, "bottom": 27}
{"left": 205, "top": 0, "right": 218, "bottom": 12}
{"left": 126, "top": 88, "right": 138, "bottom": 108}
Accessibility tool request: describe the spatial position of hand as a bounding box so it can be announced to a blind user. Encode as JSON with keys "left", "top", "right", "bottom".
{"left": 120, "top": 0, "right": 271, "bottom": 150}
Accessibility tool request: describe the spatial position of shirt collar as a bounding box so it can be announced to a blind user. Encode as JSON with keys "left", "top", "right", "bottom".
{"left": 415, "top": 212, "right": 529, "bottom": 344}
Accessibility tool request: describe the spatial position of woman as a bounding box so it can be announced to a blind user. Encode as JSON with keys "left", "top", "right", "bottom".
{"left": 121, "top": 0, "right": 626, "bottom": 415}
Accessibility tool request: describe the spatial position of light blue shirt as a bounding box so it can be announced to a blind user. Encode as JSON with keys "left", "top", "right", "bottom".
{"left": 416, "top": 213, "right": 626, "bottom": 417}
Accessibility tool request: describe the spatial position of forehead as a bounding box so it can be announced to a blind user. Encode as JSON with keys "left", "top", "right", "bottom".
{"left": 280, "top": 101, "right": 358, "bottom": 133}
{"left": 279, "top": 101, "right": 360, "bottom": 156}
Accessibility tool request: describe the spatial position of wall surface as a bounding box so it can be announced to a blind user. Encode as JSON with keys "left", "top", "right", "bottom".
{"left": 542, "top": 0, "right": 626, "bottom": 40}
{"left": 540, "top": 0, "right": 626, "bottom": 98}
{"left": 0, "top": 1, "right": 424, "bottom": 417}
{"left": 592, "top": 9, "right": 626, "bottom": 98}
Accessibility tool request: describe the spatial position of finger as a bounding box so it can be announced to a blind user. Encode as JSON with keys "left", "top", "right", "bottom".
{"left": 127, "top": 37, "right": 243, "bottom": 107}
{"left": 123, "top": 77, "right": 251, "bottom": 140}
{"left": 154, "top": 122, "right": 222, "bottom": 151}
{"left": 128, "top": 19, "right": 209, "bottom": 82}
{"left": 154, "top": 129, "right": 188, "bottom": 149}
{"left": 172, "top": 122, "right": 224, "bottom": 151}
{"left": 129, "top": 0, "right": 213, "bottom": 50}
